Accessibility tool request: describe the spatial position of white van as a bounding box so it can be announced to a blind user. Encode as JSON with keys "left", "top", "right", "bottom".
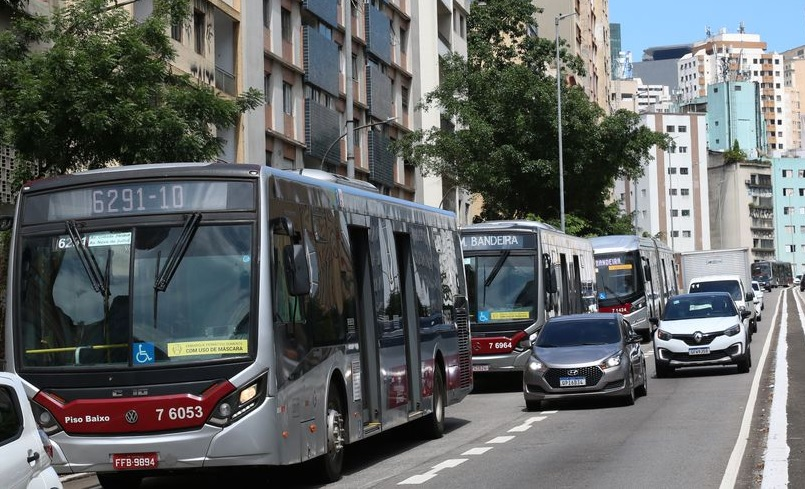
{"left": 688, "top": 274, "right": 756, "bottom": 334}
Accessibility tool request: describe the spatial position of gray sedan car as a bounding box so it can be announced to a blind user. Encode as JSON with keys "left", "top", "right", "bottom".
{"left": 523, "top": 313, "right": 647, "bottom": 410}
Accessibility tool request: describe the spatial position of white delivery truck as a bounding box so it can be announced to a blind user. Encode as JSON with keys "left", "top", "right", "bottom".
{"left": 678, "top": 248, "right": 756, "bottom": 333}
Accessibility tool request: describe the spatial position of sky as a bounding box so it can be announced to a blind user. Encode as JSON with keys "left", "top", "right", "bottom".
{"left": 609, "top": 0, "right": 805, "bottom": 59}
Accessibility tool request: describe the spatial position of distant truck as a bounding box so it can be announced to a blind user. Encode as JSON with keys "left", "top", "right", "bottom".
{"left": 678, "top": 248, "right": 757, "bottom": 333}
{"left": 678, "top": 248, "right": 752, "bottom": 291}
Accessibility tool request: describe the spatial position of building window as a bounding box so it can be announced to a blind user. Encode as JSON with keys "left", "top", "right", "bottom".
{"left": 264, "top": 73, "right": 271, "bottom": 104}
{"left": 283, "top": 82, "right": 293, "bottom": 115}
{"left": 783, "top": 169, "right": 794, "bottom": 177}
{"left": 681, "top": 209, "right": 690, "bottom": 216}
{"left": 784, "top": 206, "right": 795, "bottom": 215}
{"left": 671, "top": 209, "right": 678, "bottom": 217}
{"left": 666, "top": 125, "right": 675, "bottom": 132}
{"left": 171, "top": 22, "right": 182, "bottom": 42}
{"left": 678, "top": 125, "right": 687, "bottom": 132}
{"left": 784, "top": 188, "right": 794, "bottom": 196}
{"left": 194, "top": 10, "right": 205, "bottom": 55}
{"left": 263, "top": 0, "right": 271, "bottom": 28}
{"left": 786, "top": 244, "right": 796, "bottom": 253}
{"left": 680, "top": 167, "right": 689, "bottom": 175}
{"left": 678, "top": 146, "right": 688, "bottom": 153}
{"left": 787, "top": 225, "right": 796, "bottom": 234}
{"left": 401, "top": 85, "right": 409, "bottom": 112}
{"left": 669, "top": 188, "right": 677, "bottom": 196}
{"left": 680, "top": 188, "right": 690, "bottom": 196}
{"left": 668, "top": 167, "right": 677, "bottom": 174}
{"left": 682, "top": 231, "right": 691, "bottom": 238}
{"left": 400, "top": 27, "right": 408, "bottom": 53}
{"left": 671, "top": 231, "right": 680, "bottom": 238}
{"left": 352, "top": 54, "right": 359, "bottom": 81}
{"left": 281, "top": 8, "right": 292, "bottom": 42}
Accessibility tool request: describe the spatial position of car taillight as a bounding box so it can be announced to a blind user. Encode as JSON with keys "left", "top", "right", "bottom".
{"left": 37, "top": 428, "right": 53, "bottom": 459}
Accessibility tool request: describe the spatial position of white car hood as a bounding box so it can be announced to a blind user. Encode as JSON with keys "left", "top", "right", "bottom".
{"left": 659, "top": 316, "right": 740, "bottom": 334}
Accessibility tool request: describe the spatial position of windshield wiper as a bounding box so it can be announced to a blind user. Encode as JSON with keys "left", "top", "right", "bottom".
{"left": 154, "top": 213, "right": 202, "bottom": 292}
{"left": 66, "top": 220, "right": 108, "bottom": 297}
{"left": 484, "top": 249, "right": 510, "bottom": 287}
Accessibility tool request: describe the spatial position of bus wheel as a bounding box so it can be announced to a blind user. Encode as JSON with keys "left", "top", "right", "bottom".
{"left": 420, "top": 367, "right": 445, "bottom": 439}
{"left": 96, "top": 472, "right": 143, "bottom": 489}
{"left": 315, "top": 383, "right": 346, "bottom": 483}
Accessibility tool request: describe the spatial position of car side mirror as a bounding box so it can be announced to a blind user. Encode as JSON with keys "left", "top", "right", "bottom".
{"left": 649, "top": 317, "right": 659, "bottom": 326}
{"left": 740, "top": 310, "right": 752, "bottom": 320}
{"left": 628, "top": 333, "right": 642, "bottom": 344}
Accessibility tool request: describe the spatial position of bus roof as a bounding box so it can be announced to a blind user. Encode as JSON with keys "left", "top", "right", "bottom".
{"left": 460, "top": 219, "right": 560, "bottom": 233}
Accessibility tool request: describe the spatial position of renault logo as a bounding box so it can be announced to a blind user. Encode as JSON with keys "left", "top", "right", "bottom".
{"left": 125, "top": 410, "right": 139, "bottom": 424}
{"left": 693, "top": 332, "right": 703, "bottom": 344}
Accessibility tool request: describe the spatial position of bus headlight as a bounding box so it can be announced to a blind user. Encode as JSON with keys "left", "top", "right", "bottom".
{"left": 208, "top": 374, "right": 267, "bottom": 427}
{"left": 31, "top": 401, "right": 62, "bottom": 435}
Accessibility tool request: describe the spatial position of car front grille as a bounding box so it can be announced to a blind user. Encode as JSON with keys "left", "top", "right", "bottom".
{"left": 665, "top": 343, "right": 741, "bottom": 362}
{"left": 544, "top": 366, "right": 603, "bottom": 388}
{"left": 673, "top": 331, "right": 721, "bottom": 346}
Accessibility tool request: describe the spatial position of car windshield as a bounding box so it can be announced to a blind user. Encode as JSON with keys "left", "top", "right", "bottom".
{"left": 663, "top": 295, "right": 737, "bottom": 320}
{"left": 689, "top": 280, "right": 742, "bottom": 301}
{"left": 535, "top": 318, "right": 622, "bottom": 347}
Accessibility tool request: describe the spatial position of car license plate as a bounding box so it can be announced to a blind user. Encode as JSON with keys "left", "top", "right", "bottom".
{"left": 472, "top": 364, "right": 490, "bottom": 372}
{"left": 559, "top": 377, "right": 586, "bottom": 387}
{"left": 688, "top": 346, "right": 710, "bottom": 356}
{"left": 112, "top": 453, "right": 158, "bottom": 470}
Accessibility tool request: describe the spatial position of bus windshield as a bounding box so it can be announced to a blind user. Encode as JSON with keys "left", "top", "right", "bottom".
{"left": 595, "top": 251, "right": 643, "bottom": 305}
{"left": 19, "top": 223, "right": 253, "bottom": 369}
{"left": 465, "top": 254, "right": 536, "bottom": 323}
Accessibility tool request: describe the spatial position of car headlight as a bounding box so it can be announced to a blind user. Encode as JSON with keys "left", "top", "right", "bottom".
{"left": 656, "top": 329, "right": 672, "bottom": 341}
{"left": 600, "top": 351, "right": 623, "bottom": 370}
{"left": 527, "top": 357, "right": 546, "bottom": 372}
{"left": 724, "top": 324, "right": 741, "bottom": 337}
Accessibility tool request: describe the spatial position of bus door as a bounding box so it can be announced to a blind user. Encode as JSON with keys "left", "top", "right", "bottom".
{"left": 348, "top": 226, "right": 382, "bottom": 433}
{"left": 394, "top": 231, "right": 422, "bottom": 416}
{"left": 370, "top": 220, "right": 409, "bottom": 426}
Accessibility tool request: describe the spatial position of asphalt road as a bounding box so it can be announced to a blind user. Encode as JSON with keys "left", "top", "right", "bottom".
{"left": 64, "top": 286, "right": 805, "bottom": 489}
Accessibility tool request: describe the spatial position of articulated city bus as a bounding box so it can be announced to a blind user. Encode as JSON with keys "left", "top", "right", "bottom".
{"left": 2, "top": 163, "right": 472, "bottom": 487}
{"left": 590, "top": 235, "right": 679, "bottom": 340}
{"left": 460, "top": 221, "right": 597, "bottom": 374}
{"left": 751, "top": 260, "right": 793, "bottom": 289}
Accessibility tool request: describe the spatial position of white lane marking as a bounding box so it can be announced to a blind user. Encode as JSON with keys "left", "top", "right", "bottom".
{"left": 719, "top": 288, "right": 784, "bottom": 489}
{"left": 508, "top": 416, "right": 546, "bottom": 432}
{"left": 761, "top": 291, "right": 792, "bottom": 488}
{"left": 399, "top": 411, "right": 556, "bottom": 484}
{"left": 462, "top": 447, "right": 493, "bottom": 455}
{"left": 398, "top": 459, "right": 467, "bottom": 485}
{"left": 486, "top": 435, "right": 515, "bottom": 444}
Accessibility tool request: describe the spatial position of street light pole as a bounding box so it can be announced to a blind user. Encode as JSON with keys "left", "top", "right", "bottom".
{"left": 320, "top": 117, "right": 398, "bottom": 171}
{"left": 556, "top": 12, "right": 577, "bottom": 233}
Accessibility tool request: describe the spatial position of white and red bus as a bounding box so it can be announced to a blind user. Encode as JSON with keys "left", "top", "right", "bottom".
{"left": 460, "top": 221, "right": 597, "bottom": 374}
{"left": 591, "top": 235, "right": 679, "bottom": 340}
{"left": 2, "top": 163, "right": 472, "bottom": 487}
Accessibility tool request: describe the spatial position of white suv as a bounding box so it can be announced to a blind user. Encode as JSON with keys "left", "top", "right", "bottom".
{"left": 0, "top": 372, "right": 63, "bottom": 489}
{"left": 650, "top": 292, "right": 752, "bottom": 377}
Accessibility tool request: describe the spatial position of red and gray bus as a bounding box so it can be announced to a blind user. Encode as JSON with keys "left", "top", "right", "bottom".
{"left": 591, "top": 235, "right": 679, "bottom": 341}
{"left": 460, "top": 220, "right": 597, "bottom": 374}
{"left": 2, "top": 163, "right": 472, "bottom": 487}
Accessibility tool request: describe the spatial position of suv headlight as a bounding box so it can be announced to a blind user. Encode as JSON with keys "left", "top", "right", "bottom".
{"left": 724, "top": 324, "right": 741, "bottom": 337}
{"left": 656, "top": 329, "right": 672, "bottom": 341}
{"left": 208, "top": 374, "right": 267, "bottom": 427}
{"left": 527, "top": 357, "right": 546, "bottom": 373}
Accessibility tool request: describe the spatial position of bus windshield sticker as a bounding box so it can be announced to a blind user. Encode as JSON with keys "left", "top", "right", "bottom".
{"left": 133, "top": 343, "right": 156, "bottom": 365}
{"left": 490, "top": 311, "right": 531, "bottom": 320}
{"left": 167, "top": 340, "right": 248, "bottom": 357}
{"left": 608, "top": 264, "right": 633, "bottom": 271}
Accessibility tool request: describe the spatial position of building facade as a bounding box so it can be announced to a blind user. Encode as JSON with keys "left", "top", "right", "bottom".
{"left": 706, "top": 80, "right": 767, "bottom": 158}
{"left": 615, "top": 112, "right": 710, "bottom": 253}
{"left": 677, "top": 29, "right": 787, "bottom": 156}
{"left": 771, "top": 157, "right": 805, "bottom": 274}
{"left": 534, "top": 0, "right": 612, "bottom": 112}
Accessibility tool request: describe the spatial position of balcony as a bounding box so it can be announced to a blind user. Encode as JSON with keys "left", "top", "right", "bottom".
{"left": 215, "top": 66, "right": 236, "bottom": 96}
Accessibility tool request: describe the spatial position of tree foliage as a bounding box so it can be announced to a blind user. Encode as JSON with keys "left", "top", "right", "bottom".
{"left": 0, "top": 0, "right": 262, "bottom": 187}
{"left": 724, "top": 139, "right": 747, "bottom": 164}
{"left": 394, "top": 0, "right": 666, "bottom": 236}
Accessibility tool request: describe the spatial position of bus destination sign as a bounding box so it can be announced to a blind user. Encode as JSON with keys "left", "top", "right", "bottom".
{"left": 461, "top": 233, "right": 536, "bottom": 251}
{"left": 23, "top": 181, "right": 255, "bottom": 223}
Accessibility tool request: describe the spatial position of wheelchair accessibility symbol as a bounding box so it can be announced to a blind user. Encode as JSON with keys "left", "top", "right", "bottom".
{"left": 133, "top": 343, "right": 155, "bottom": 364}
{"left": 478, "top": 311, "right": 490, "bottom": 323}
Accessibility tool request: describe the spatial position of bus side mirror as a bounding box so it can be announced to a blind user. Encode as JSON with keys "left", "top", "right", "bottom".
{"left": 643, "top": 265, "right": 652, "bottom": 282}
{"left": 542, "top": 253, "right": 558, "bottom": 294}
{"left": 283, "top": 244, "right": 311, "bottom": 296}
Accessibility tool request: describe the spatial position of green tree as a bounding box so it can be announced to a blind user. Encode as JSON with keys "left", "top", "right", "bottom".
{"left": 724, "top": 140, "right": 747, "bottom": 164}
{"left": 394, "top": 0, "right": 665, "bottom": 236}
{"left": 0, "top": 0, "right": 262, "bottom": 186}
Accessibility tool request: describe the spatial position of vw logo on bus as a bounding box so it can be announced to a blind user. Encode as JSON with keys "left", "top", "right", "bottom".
{"left": 125, "top": 410, "right": 139, "bottom": 424}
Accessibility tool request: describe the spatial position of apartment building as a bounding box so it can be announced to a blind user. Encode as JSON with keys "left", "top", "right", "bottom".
{"left": 677, "top": 29, "right": 787, "bottom": 156}
{"left": 615, "top": 112, "right": 710, "bottom": 253}
{"left": 534, "top": 0, "right": 612, "bottom": 112}
{"left": 782, "top": 45, "right": 805, "bottom": 157}
{"left": 771, "top": 157, "right": 805, "bottom": 274}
